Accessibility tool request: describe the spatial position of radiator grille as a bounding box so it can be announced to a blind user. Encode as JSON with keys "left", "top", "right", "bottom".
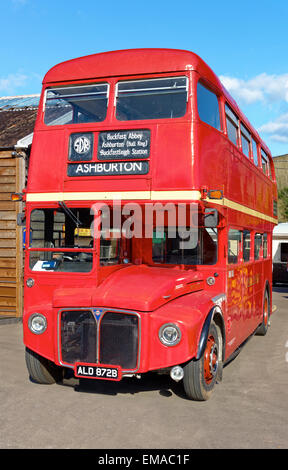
{"left": 60, "top": 309, "right": 139, "bottom": 370}
{"left": 61, "top": 310, "right": 96, "bottom": 364}
{"left": 99, "top": 312, "right": 139, "bottom": 369}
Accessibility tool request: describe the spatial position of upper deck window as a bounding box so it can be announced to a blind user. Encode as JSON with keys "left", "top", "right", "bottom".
{"left": 197, "top": 82, "right": 220, "bottom": 130}
{"left": 261, "top": 149, "right": 271, "bottom": 177}
{"left": 115, "top": 77, "right": 188, "bottom": 121}
{"left": 225, "top": 104, "right": 239, "bottom": 147}
{"left": 240, "top": 123, "right": 251, "bottom": 158}
{"left": 44, "top": 83, "right": 109, "bottom": 125}
{"left": 252, "top": 138, "right": 258, "bottom": 166}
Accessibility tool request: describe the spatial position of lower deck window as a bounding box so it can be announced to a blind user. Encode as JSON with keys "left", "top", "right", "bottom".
{"left": 228, "top": 229, "right": 241, "bottom": 264}
{"left": 243, "top": 230, "right": 251, "bottom": 262}
{"left": 254, "top": 233, "right": 263, "bottom": 260}
{"left": 152, "top": 227, "right": 217, "bottom": 265}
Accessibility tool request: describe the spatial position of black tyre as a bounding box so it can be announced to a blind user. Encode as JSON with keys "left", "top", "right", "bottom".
{"left": 256, "top": 289, "right": 270, "bottom": 336}
{"left": 25, "top": 347, "right": 63, "bottom": 384}
{"left": 183, "top": 321, "right": 222, "bottom": 401}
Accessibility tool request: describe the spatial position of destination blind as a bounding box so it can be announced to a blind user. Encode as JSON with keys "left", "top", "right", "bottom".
{"left": 67, "top": 129, "right": 150, "bottom": 176}
{"left": 67, "top": 161, "right": 149, "bottom": 176}
{"left": 98, "top": 130, "right": 150, "bottom": 160}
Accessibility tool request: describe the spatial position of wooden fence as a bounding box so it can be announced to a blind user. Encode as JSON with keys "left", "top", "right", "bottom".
{"left": 0, "top": 150, "right": 25, "bottom": 318}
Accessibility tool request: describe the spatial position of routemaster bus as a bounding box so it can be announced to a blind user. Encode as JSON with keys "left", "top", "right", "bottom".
{"left": 20, "top": 49, "right": 278, "bottom": 400}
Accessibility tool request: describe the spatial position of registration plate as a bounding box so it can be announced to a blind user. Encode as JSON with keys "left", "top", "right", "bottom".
{"left": 74, "top": 363, "right": 122, "bottom": 381}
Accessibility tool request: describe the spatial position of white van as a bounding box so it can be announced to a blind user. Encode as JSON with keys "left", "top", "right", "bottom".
{"left": 272, "top": 223, "right": 288, "bottom": 285}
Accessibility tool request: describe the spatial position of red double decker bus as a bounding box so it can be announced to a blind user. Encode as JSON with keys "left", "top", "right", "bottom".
{"left": 22, "top": 49, "right": 277, "bottom": 400}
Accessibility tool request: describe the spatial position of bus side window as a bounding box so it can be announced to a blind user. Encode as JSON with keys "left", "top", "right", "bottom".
{"left": 240, "top": 123, "right": 251, "bottom": 159}
{"left": 243, "top": 230, "right": 251, "bottom": 262}
{"left": 197, "top": 82, "right": 221, "bottom": 130}
{"left": 263, "top": 233, "right": 268, "bottom": 258}
{"left": 228, "top": 229, "right": 241, "bottom": 264}
{"left": 261, "top": 149, "right": 270, "bottom": 176}
{"left": 225, "top": 104, "right": 239, "bottom": 147}
{"left": 252, "top": 138, "right": 258, "bottom": 166}
{"left": 254, "top": 233, "right": 263, "bottom": 260}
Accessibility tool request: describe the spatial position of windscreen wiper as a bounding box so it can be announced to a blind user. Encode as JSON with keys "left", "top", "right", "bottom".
{"left": 58, "top": 201, "right": 82, "bottom": 227}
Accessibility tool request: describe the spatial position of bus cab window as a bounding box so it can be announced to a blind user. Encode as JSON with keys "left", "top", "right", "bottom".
{"left": 152, "top": 227, "right": 217, "bottom": 265}
{"left": 100, "top": 229, "right": 121, "bottom": 265}
{"left": 30, "top": 208, "right": 93, "bottom": 249}
{"left": 29, "top": 208, "right": 94, "bottom": 273}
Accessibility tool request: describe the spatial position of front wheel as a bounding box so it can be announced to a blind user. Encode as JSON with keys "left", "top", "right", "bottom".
{"left": 25, "top": 347, "right": 63, "bottom": 384}
{"left": 183, "top": 322, "right": 222, "bottom": 401}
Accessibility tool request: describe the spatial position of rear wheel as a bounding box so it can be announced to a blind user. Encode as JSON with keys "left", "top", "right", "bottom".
{"left": 25, "top": 347, "right": 63, "bottom": 384}
{"left": 183, "top": 322, "right": 222, "bottom": 401}
{"left": 256, "top": 289, "right": 270, "bottom": 336}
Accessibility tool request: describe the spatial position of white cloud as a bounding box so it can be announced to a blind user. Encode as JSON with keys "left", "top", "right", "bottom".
{"left": 0, "top": 73, "right": 28, "bottom": 94}
{"left": 258, "top": 113, "right": 288, "bottom": 143}
{"left": 220, "top": 73, "right": 288, "bottom": 105}
{"left": 220, "top": 72, "right": 288, "bottom": 146}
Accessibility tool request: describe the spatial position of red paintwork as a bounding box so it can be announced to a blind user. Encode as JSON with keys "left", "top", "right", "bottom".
{"left": 23, "top": 49, "right": 277, "bottom": 378}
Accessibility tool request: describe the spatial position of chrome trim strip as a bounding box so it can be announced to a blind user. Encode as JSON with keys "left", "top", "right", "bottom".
{"left": 212, "top": 293, "right": 226, "bottom": 306}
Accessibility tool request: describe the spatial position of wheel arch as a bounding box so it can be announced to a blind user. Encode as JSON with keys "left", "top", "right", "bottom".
{"left": 264, "top": 279, "right": 271, "bottom": 304}
{"left": 196, "top": 304, "right": 226, "bottom": 361}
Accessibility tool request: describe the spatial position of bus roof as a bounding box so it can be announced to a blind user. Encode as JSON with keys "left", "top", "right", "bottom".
{"left": 42, "top": 48, "right": 271, "bottom": 156}
{"left": 43, "top": 48, "right": 220, "bottom": 85}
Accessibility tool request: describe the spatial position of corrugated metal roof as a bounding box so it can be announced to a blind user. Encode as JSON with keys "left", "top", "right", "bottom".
{"left": 0, "top": 94, "right": 40, "bottom": 111}
{"left": 0, "top": 109, "right": 38, "bottom": 147}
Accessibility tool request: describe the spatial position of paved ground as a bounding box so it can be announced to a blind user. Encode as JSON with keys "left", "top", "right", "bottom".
{"left": 0, "top": 287, "right": 287, "bottom": 450}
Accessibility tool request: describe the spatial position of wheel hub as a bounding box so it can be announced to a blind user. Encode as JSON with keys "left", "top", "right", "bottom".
{"left": 204, "top": 335, "right": 218, "bottom": 384}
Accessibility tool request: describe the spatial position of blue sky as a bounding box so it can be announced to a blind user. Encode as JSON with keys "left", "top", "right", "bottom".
{"left": 1, "top": 0, "right": 288, "bottom": 157}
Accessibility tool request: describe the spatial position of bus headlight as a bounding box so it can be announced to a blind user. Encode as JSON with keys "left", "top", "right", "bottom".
{"left": 28, "top": 313, "right": 47, "bottom": 335}
{"left": 159, "top": 323, "right": 181, "bottom": 346}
